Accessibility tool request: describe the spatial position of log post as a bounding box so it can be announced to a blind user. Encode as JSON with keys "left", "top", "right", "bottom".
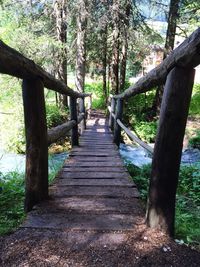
{"left": 70, "top": 96, "right": 79, "bottom": 146}
{"left": 113, "top": 98, "right": 123, "bottom": 146}
{"left": 22, "top": 78, "right": 48, "bottom": 212}
{"left": 146, "top": 67, "right": 195, "bottom": 237}
{"left": 88, "top": 95, "right": 92, "bottom": 119}
{"left": 79, "top": 97, "right": 86, "bottom": 133}
{"left": 109, "top": 97, "right": 115, "bottom": 130}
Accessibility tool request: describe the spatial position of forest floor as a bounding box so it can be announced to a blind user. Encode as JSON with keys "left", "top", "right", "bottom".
{"left": 0, "top": 113, "right": 200, "bottom": 266}
{"left": 0, "top": 210, "right": 200, "bottom": 267}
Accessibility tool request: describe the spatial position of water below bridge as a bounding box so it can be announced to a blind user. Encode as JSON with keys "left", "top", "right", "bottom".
{"left": 0, "top": 144, "right": 199, "bottom": 175}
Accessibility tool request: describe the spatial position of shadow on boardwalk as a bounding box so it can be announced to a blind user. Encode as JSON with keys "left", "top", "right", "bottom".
{"left": 0, "top": 111, "right": 200, "bottom": 266}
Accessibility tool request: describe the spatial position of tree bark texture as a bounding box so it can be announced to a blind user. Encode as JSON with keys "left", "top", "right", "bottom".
{"left": 113, "top": 27, "right": 200, "bottom": 99}
{"left": 75, "top": 0, "right": 88, "bottom": 93}
{"left": 54, "top": 0, "right": 68, "bottom": 107}
{"left": 146, "top": 67, "right": 195, "bottom": 236}
{"left": 165, "top": 0, "right": 180, "bottom": 55}
{"left": 102, "top": 26, "right": 107, "bottom": 103}
{"left": 113, "top": 98, "right": 123, "bottom": 146}
{"left": 70, "top": 97, "right": 79, "bottom": 146}
{"left": 111, "top": 1, "right": 120, "bottom": 94}
{"left": 119, "top": 0, "right": 131, "bottom": 91}
{"left": 79, "top": 97, "right": 86, "bottom": 133}
{"left": 152, "top": 0, "right": 180, "bottom": 114}
{"left": 22, "top": 78, "right": 48, "bottom": 212}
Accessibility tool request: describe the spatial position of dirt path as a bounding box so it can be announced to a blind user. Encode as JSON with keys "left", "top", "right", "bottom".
{"left": 0, "top": 113, "right": 199, "bottom": 266}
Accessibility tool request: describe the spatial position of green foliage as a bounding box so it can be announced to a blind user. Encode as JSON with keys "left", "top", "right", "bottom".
{"left": 189, "top": 130, "right": 200, "bottom": 149}
{"left": 176, "top": 164, "right": 200, "bottom": 246}
{"left": 126, "top": 162, "right": 151, "bottom": 200}
{"left": 0, "top": 154, "right": 65, "bottom": 235}
{"left": 134, "top": 121, "right": 157, "bottom": 143}
{"left": 189, "top": 84, "right": 200, "bottom": 116}
{"left": 0, "top": 171, "right": 25, "bottom": 235}
{"left": 126, "top": 162, "right": 200, "bottom": 247}
{"left": 46, "top": 104, "right": 68, "bottom": 128}
{"left": 85, "top": 81, "right": 106, "bottom": 109}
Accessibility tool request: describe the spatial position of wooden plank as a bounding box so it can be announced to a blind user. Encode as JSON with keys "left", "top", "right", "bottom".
{"left": 64, "top": 162, "right": 124, "bottom": 167}
{"left": 62, "top": 167, "right": 126, "bottom": 172}
{"left": 34, "top": 197, "right": 141, "bottom": 214}
{"left": 56, "top": 178, "right": 135, "bottom": 187}
{"left": 22, "top": 213, "right": 138, "bottom": 231}
{"left": 59, "top": 172, "right": 130, "bottom": 179}
{"left": 50, "top": 186, "right": 139, "bottom": 198}
{"left": 69, "top": 153, "right": 119, "bottom": 157}
{"left": 68, "top": 157, "right": 122, "bottom": 162}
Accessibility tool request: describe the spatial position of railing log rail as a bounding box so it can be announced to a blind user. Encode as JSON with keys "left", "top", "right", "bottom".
{"left": 0, "top": 40, "right": 91, "bottom": 211}
{"left": 108, "top": 27, "right": 200, "bottom": 237}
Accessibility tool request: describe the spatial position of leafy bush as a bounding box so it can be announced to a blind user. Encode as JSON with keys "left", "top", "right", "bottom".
{"left": 189, "top": 84, "right": 200, "bottom": 116}
{"left": 176, "top": 165, "right": 200, "bottom": 246}
{"left": 126, "top": 162, "right": 151, "bottom": 200}
{"left": 134, "top": 121, "right": 157, "bottom": 143}
{"left": 46, "top": 104, "right": 68, "bottom": 128}
{"left": 85, "top": 82, "right": 106, "bottom": 109}
{"left": 189, "top": 130, "right": 200, "bottom": 149}
{"left": 0, "top": 171, "right": 25, "bottom": 235}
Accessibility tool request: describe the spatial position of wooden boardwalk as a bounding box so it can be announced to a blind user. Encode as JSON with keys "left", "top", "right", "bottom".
{"left": 23, "top": 111, "right": 140, "bottom": 232}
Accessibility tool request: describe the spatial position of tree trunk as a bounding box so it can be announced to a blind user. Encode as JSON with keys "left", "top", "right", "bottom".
{"left": 146, "top": 67, "right": 195, "bottom": 237}
{"left": 22, "top": 78, "right": 48, "bottom": 212}
{"left": 110, "top": 1, "right": 120, "bottom": 94}
{"left": 152, "top": 0, "right": 180, "bottom": 115}
{"left": 54, "top": 0, "right": 68, "bottom": 107}
{"left": 165, "top": 0, "right": 180, "bottom": 56}
{"left": 119, "top": 0, "right": 131, "bottom": 92}
{"left": 75, "top": 0, "right": 88, "bottom": 93}
{"left": 102, "top": 26, "right": 107, "bottom": 104}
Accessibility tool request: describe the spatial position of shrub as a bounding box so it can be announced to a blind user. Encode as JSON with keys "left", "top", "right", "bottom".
{"left": 189, "top": 84, "right": 200, "bottom": 116}
{"left": 134, "top": 121, "right": 157, "bottom": 143}
{"left": 189, "top": 130, "right": 200, "bottom": 149}
{"left": 85, "top": 82, "right": 106, "bottom": 109}
{"left": 46, "top": 104, "right": 68, "bottom": 128}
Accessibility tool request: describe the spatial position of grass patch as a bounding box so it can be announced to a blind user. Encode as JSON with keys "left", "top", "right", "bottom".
{"left": 0, "top": 155, "right": 65, "bottom": 236}
{"left": 126, "top": 162, "right": 200, "bottom": 248}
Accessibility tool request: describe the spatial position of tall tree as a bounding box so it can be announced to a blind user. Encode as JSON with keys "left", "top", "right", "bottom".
{"left": 75, "top": 0, "right": 88, "bottom": 93}
{"left": 54, "top": 0, "right": 68, "bottom": 107}
{"left": 152, "top": 0, "right": 181, "bottom": 115}
{"left": 110, "top": 0, "right": 120, "bottom": 94}
{"left": 119, "top": 0, "right": 131, "bottom": 91}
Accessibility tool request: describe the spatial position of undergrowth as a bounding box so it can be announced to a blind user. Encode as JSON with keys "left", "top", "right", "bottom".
{"left": 0, "top": 155, "right": 65, "bottom": 235}
{"left": 126, "top": 162, "right": 200, "bottom": 249}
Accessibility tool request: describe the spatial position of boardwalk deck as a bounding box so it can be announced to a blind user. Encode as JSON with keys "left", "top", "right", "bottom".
{"left": 22, "top": 112, "right": 140, "bottom": 231}
{"left": 1, "top": 112, "right": 200, "bottom": 267}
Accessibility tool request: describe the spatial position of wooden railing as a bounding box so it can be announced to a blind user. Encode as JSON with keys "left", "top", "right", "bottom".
{"left": 108, "top": 95, "right": 153, "bottom": 154}
{"left": 108, "top": 27, "right": 200, "bottom": 237}
{"left": 0, "top": 40, "right": 92, "bottom": 212}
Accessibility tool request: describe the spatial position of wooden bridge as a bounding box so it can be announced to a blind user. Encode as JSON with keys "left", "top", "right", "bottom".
{"left": 0, "top": 28, "right": 200, "bottom": 265}
{"left": 22, "top": 111, "right": 141, "bottom": 233}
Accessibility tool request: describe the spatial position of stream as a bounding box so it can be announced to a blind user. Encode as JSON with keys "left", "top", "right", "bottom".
{"left": 0, "top": 144, "right": 200, "bottom": 175}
